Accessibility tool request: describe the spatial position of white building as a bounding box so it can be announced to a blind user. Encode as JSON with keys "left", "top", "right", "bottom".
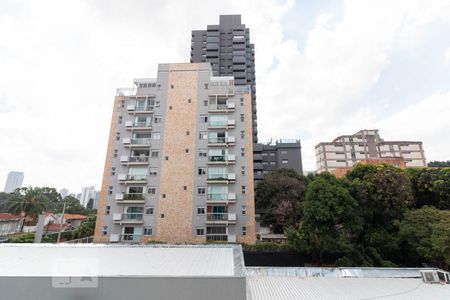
{"left": 79, "top": 186, "right": 96, "bottom": 208}
{"left": 3, "top": 171, "right": 24, "bottom": 193}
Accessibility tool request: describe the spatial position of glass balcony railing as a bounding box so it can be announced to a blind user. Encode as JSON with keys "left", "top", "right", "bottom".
{"left": 123, "top": 193, "right": 146, "bottom": 200}
{"left": 128, "top": 156, "right": 149, "bottom": 163}
{"left": 122, "top": 213, "right": 143, "bottom": 221}
{"left": 135, "top": 106, "right": 153, "bottom": 112}
{"left": 131, "top": 138, "right": 151, "bottom": 145}
{"left": 121, "top": 234, "right": 142, "bottom": 241}
{"left": 126, "top": 175, "right": 147, "bottom": 181}
{"left": 206, "top": 234, "right": 228, "bottom": 241}
{"left": 208, "top": 155, "right": 226, "bottom": 162}
{"left": 133, "top": 121, "right": 152, "bottom": 127}
{"left": 208, "top": 137, "right": 226, "bottom": 144}
{"left": 207, "top": 193, "right": 228, "bottom": 200}
{"left": 207, "top": 213, "right": 228, "bottom": 221}
{"left": 209, "top": 121, "right": 228, "bottom": 127}
{"left": 207, "top": 174, "right": 228, "bottom": 180}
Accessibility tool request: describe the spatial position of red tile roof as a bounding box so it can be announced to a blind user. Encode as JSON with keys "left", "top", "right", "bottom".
{"left": 63, "top": 214, "right": 88, "bottom": 220}
{"left": 0, "top": 213, "right": 22, "bottom": 221}
{"left": 45, "top": 223, "right": 73, "bottom": 232}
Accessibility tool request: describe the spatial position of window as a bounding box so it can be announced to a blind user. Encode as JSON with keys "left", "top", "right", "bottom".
{"left": 148, "top": 187, "right": 156, "bottom": 195}
{"left": 186, "top": 131, "right": 190, "bottom": 135}
{"left": 115, "top": 132, "right": 120, "bottom": 141}
{"left": 118, "top": 116, "right": 122, "bottom": 124}
{"left": 188, "top": 98, "right": 191, "bottom": 103}
{"left": 105, "top": 206, "right": 111, "bottom": 215}
{"left": 270, "top": 161, "right": 276, "bottom": 165}
{"left": 241, "top": 166, "right": 246, "bottom": 175}
{"left": 170, "top": 84, "right": 174, "bottom": 89}
{"left": 240, "top": 114, "right": 244, "bottom": 122}
{"left": 242, "top": 226, "right": 247, "bottom": 236}
{"left": 240, "top": 130, "right": 245, "bottom": 139}
{"left": 102, "top": 226, "right": 108, "bottom": 236}
{"left": 204, "top": 83, "right": 209, "bottom": 89}
{"left": 152, "top": 132, "right": 161, "bottom": 140}
{"left": 241, "top": 148, "right": 245, "bottom": 157}
{"left": 154, "top": 115, "right": 162, "bottom": 123}
{"left": 198, "top": 187, "right": 206, "bottom": 195}
{"left": 111, "top": 167, "right": 116, "bottom": 176}
{"left": 197, "top": 207, "right": 205, "bottom": 215}
{"left": 199, "top": 132, "right": 208, "bottom": 140}
{"left": 151, "top": 150, "right": 159, "bottom": 158}
{"left": 281, "top": 150, "right": 288, "bottom": 155}
{"left": 144, "top": 227, "right": 153, "bottom": 236}
{"left": 165, "top": 156, "right": 169, "bottom": 161}
{"left": 269, "top": 152, "right": 276, "bottom": 157}
{"left": 240, "top": 97, "right": 244, "bottom": 106}
{"left": 145, "top": 206, "right": 154, "bottom": 215}
{"left": 198, "top": 167, "right": 206, "bottom": 175}
{"left": 108, "top": 186, "right": 113, "bottom": 195}
{"left": 183, "top": 186, "right": 187, "bottom": 190}
{"left": 241, "top": 185, "right": 246, "bottom": 195}
{"left": 160, "top": 214, "right": 165, "bottom": 218}
{"left": 149, "top": 168, "right": 158, "bottom": 176}
{"left": 196, "top": 228, "right": 205, "bottom": 236}
{"left": 262, "top": 153, "right": 268, "bottom": 157}
{"left": 200, "top": 115, "right": 208, "bottom": 123}
{"left": 282, "top": 159, "right": 288, "bottom": 164}
{"left": 204, "top": 100, "right": 208, "bottom": 106}
{"left": 185, "top": 148, "right": 189, "bottom": 153}
{"left": 113, "top": 149, "right": 118, "bottom": 158}
{"left": 199, "top": 149, "right": 207, "bottom": 157}
{"left": 241, "top": 205, "right": 247, "bottom": 215}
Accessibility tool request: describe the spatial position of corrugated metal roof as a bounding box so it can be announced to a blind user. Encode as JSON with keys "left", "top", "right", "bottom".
{"left": 247, "top": 277, "right": 450, "bottom": 300}
{"left": 0, "top": 244, "right": 244, "bottom": 277}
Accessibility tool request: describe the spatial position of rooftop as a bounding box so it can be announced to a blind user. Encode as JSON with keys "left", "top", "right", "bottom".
{"left": 0, "top": 213, "right": 22, "bottom": 221}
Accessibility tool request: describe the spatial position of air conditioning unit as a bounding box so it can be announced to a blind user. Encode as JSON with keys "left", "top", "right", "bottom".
{"left": 122, "top": 138, "right": 131, "bottom": 144}
{"left": 112, "top": 213, "right": 122, "bottom": 221}
{"left": 118, "top": 174, "right": 127, "bottom": 181}
{"left": 115, "top": 193, "right": 124, "bottom": 200}
{"left": 120, "top": 155, "right": 129, "bottom": 162}
{"left": 109, "top": 234, "right": 120, "bottom": 242}
{"left": 227, "top": 234, "right": 236, "bottom": 243}
{"left": 228, "top": 193, "right": 236, "bottom": 200}
{"left": 125, "top": 121, "right": 133, "bottom": 127}
{"left": 127, "top": 105, "right": 135, "bottom": 111}
{"left": 227, "top": 136, "right": 235, "bottom": 143}
{"left": 228, "top": 213, "right": 236, "bottom": 221}
{"left": 228, "top": 154, "right": 236, "bottom": 161}
{"left": 227, "top": 119, "right": 236, "bottom": 126}
{"left": 227, "top": 102, "right": 235, "bottom": 109}
{"left": 228, "top": 173, "right": 236, "bottom": 180}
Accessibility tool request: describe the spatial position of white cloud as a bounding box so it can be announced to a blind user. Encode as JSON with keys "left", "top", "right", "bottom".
{"left": 446, "top": 47, "right": 450, "bottom": 62}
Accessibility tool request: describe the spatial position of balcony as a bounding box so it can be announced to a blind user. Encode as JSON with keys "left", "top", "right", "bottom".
{"left": 208, "top": 136, "right": 235, "bottom": 147}
{"left": 207, "top": 192, "right": 236, "bottom": 203}
{"left": 206, "top": 234, "right": 236, "bottom": 243}
{"left": 120, "top": 156, "right": 149, "bottom": 165}
{"left": 115, "top": 193, "right": 146, "bottom": 204}
{"left": 112, "top": 213, "right": 144, "bottom": 224}
{"left": 208, "top": 102, "right": 235, "bottom": 113}
{"left": 125, "top": 121, "right": 152, "bottom": 131}
{"left": 207, "top": 173, "right": 236, "bottom": 184}
{"left": 128, "top": 105, "right": 154, "bottom": 114}
{"left": 206, "top": 213, "right": 236, "bottom": 224}
{"left": 208, "top": 119, "right": 236, "bottom": 129}
{"left": 123, "top": 138, "right": 152, "bottom": 148}
{"left": 120, "top": 234, "right": 142, "bottom": 242}
{"left": 208, "top": 154, "right": 236, "bottom": 165}
{"left": 118, "top": 174, "right": 147, "bottom": 184}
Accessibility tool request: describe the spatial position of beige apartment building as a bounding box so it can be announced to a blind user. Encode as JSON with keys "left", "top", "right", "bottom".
{"left": 94, "top": 63, "right": 256, "bottom": 244}
{"left": 315, "top": 129, "right": 426, "bottom": 173}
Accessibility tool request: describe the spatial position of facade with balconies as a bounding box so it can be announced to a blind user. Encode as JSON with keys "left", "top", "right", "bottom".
{"left": 94, "top": 63, "right": 255, "bottom": 245}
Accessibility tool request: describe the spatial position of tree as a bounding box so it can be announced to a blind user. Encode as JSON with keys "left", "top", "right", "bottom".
{"left": 428, "top": 161, "right": 450, "bottom": 168}
{"left": 398, "top": 206, "right": 450, "bottom": 269}
{"left": 286, "top": 173, "right": 361, "bottom": 264}
{"left": 73, "top": 214, "right": 96, "bottom": 239}
{"left": 8, "top": 187, "right": 48, "bottom": 231}
{"left": 0, "top": 192, "right": 14, "bottom": 212}
{"left": 346, "top": 164, "right": 414, "bottom": 266}
{"left": 407, "top": 167, "right": 450, "bottom": 210}
{"left": 255, "top": 169, "right": 309, "bottom": 231}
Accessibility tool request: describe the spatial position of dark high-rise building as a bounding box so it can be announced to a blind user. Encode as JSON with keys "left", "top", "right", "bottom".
{"left": 190, "top": 15, "right": 257, "bottom": 142}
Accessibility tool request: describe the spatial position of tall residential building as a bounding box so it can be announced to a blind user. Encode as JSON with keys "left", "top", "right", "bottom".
{"left": 94, "top": 63, "right": 256, "bottom": 244}
{"left": 253, "top": 140, "right": 303, "bottom": 182}
{"left": 79, "top": 186, "right": 96, "bottom": 208}
{"left": 3, "top": 171, "right": 24, "bottom": 193}
{"left": 315, "top": 129, "right": 427, "bottom": 173}
{"left": 190, "top": 15, "right": 257, "bottom": 142}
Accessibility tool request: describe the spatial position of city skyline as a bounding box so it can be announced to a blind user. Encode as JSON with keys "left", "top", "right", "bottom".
{"left": 1, "top": 0, "right": 450, "bottom": 192}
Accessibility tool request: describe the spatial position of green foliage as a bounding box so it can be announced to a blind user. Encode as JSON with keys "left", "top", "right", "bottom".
{"left": 428, "top": 161, "right": 450, "bottom": 168}
{"left": 255, "top": 169, "right": 309, "bottom": 229}
{"left": 8, "top": 187, "right": 49, "bottom": 227}
{"left": 398, "top": 206, "right": 450, "bottom": 269}
{"left": 242, "top": 242, "right": 293, "bottom": 252}
{"left": 407, "top": 167, "right": 450, "bottom": 209}
{"left": 73, "top": 214, "right": 96, "bottom": 239}
{"left": 8, "top": 233, "right": 54, "bottom": 243}
{"left": 286, "top": 173, "right": 361, "bottom": 264}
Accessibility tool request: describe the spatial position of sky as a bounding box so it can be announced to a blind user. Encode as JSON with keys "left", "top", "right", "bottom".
{"left": 1, "top": 0, "right": 450, "bottom": 193}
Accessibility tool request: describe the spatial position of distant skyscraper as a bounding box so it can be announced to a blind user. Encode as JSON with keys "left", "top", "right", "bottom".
{"left": 59, "top": 188, "right": 69, "bottom": 199}
{"left": 191, "top": 15, "right": 257, "bottom": 142}
{"left": 3, "top": 171, "right": 24, "bottom": 193}
{"left": 79, "top": 186, "right": 96, "bottom": 208}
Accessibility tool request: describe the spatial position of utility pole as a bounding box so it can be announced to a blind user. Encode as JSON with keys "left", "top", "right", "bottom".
{"left": 57, "top": 202, "right": 66, "bottom": 243}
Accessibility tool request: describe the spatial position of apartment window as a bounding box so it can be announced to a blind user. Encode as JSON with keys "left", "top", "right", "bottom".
{"left": 152, "top": 132, "right": 161, "bottom": 140}
{"left": 241, "top": 166, "right": 246, "bottom": 175}
{"left": 198, "top": 167, "right": 206, "bottom": 175}
{"left": 165, "top": 156, "right": 169, "bottom": 161}
{"left": 262, "top": 153, "right": 268, "bottom": 157}
{"left": 196, "top": 228, "right": 205, "bottom": 236}
{"left": 151, "top": 150, "right": 159, "bottom": 158}
{"left": 242, "top": 227, "right": 247, "bottom": 236}
{"left": 110, "top": 167, "right": 116, "bottom": 176}
{"left": 200, "top": 115, "right": 208, "bottom": 123}
{"left": 197, "top": 207, "right": 205, "bottom": 215}
{"left": 198, "top": 187, "right": 206, "bottom": 195}
{"left": 183, "top": 186, "right": 187, "bottom": 190}
{"left": 269, "top": 152, "right": 276, "bottom": 157}
{"left": 148, "top": 187, "right": 156, "bottom": 195}
{"left": 118, "top": 116, "right": 123, "bottom": 124}
{"left": 188, "top": 98, "right": 191, "bottom": 103}
{"left": 204, "top": 100, "right": 208, "bottom": 106}
{"left": 240, "top": 114, "right": 244, "bottom": 122}
{"left": 105, "top": 206, "right": 110, "bottom": 215}
{"left": 145, "top": 206, "right": 154, "bottom": 215}
{"left": 262, "top": 162, "right": 268, "bottom": 165}
{"left": 113, "top": 149, "right": 118, "bottom": 158}
{"left": 161, "top": 214, "right": 165, "bottom": 218}
{"left": 154, "top": 115, "right": 162, "bottom": 123}
{"left": 144, "top": 227, "right": 153, "bottom": 236}
{"left": 204, "top": 83, "right": 209, "bottom": 89}
{"left": 115, "top": 132, "right": 120, "bottom": 141}
{"left": 241, "top": 205, "right": 247, "bottom": 215}
{"left": 281, "top": 150, "right": 288, "bottom": 155}
{"left": 155, "top": 100, "right": 160, "bottom": 107}
{"left": 241, "top": 185, "right": 246, "bottom": 195}
{"left": 240, "top": 131, "right": 245, "bottom": 139}
{"left": 149, "top": 168, "right": 158, "bottom": 176}
{"left": 337, "top": 160, "right": 346, "bottom": 163}
{"left": 199, "top": 149, "right": 207, "bottom": 157}
{"left": 199, "top": 132, "right": 208, "bottom": 140}
{"left": 102, "top": 226, "right": 108, "bottom": 236}
{"left": 108, "top": 186, "right": 113, "bottom": 195}
{"left": 241, "top": 148, "right": 245, "bottom": 157}
{"left": 270, "top": 161, "right": 276, "bottom": 165}
{"left": 170, "top": 84, "right": 174, "bottom": 89}
{"left": 121, "top": 100, "right": 125, "bottom": 108}
{"left": 240, "top": 97, "right": 244, "bottom": 106}
{"left": 186, "top": 131, "right": 190, "bottom": 136}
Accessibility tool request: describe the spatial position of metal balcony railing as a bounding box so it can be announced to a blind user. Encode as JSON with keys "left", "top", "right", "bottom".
{"left": 207, "top": 213, "right": 229, "bottom": 221}
{"left": 120, "top": 234, "right": 142, "bottom": 241}
{"left": 123, "top": 193, "right": 146, "bottom": 200}
{"left": 135, "top": 106, "right": 153, "bottom": 112}
{"left": 122, "top": 213, "right": 143, "bottom": 221}
{"left": 133, "top": 121, "right": 152, "bottom": 128}
{"left": 206, "top": 234, "right": 228, "bottom": 241}
{"left": 131, "top": 138, "right": 151, "bottom": 145}
{"left": 125, "top": 175, "right": 147, "bottom": 181}
{"left": 207, "top": 193, "right": 228, "bottom": 200}
{"left": 128, "top": 156, "right": 149, "bottom": 163}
